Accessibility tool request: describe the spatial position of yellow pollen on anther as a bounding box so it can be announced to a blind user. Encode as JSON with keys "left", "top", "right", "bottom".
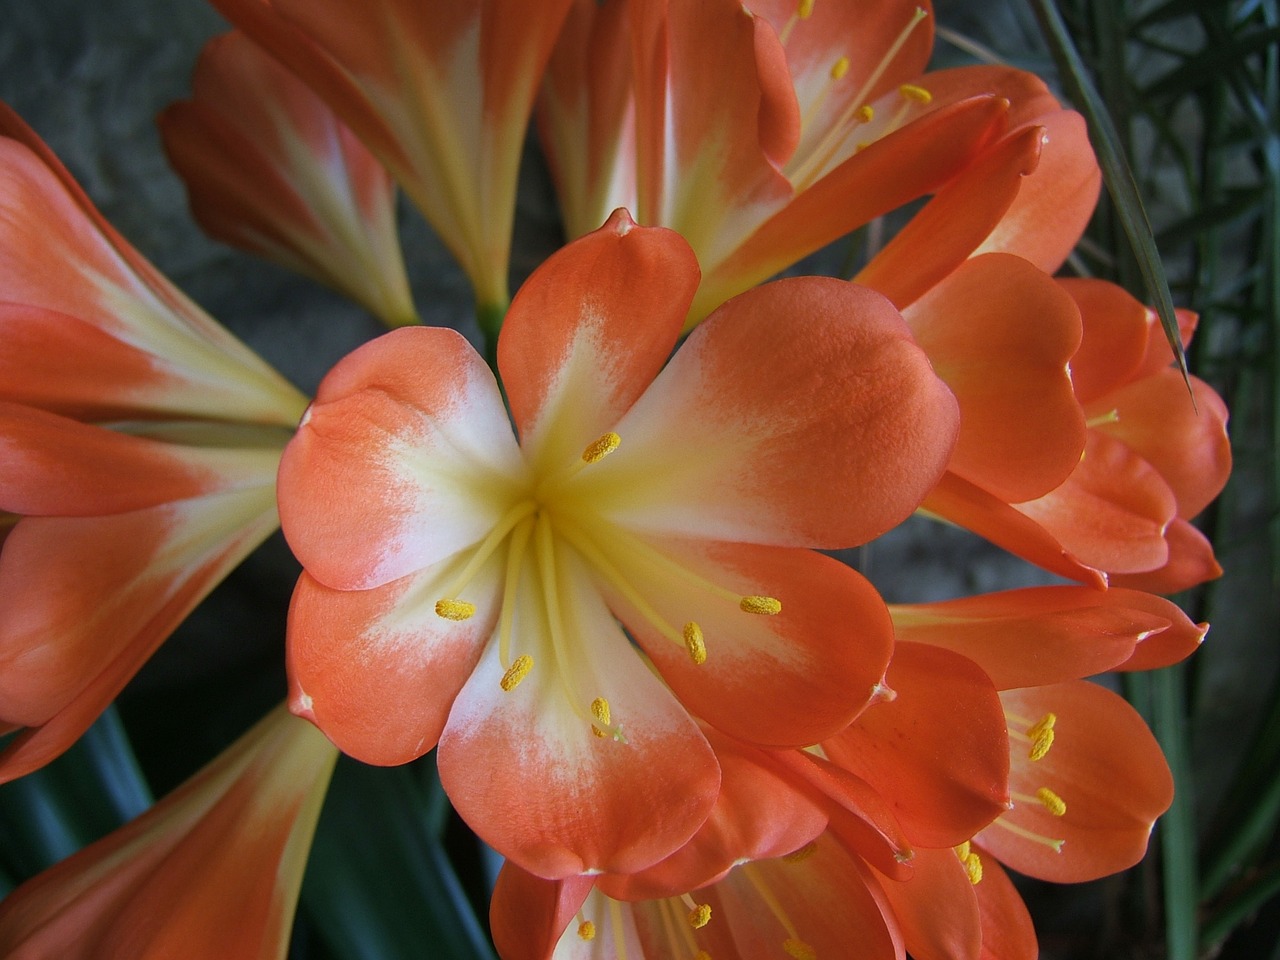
{"left": 783, "top": 840, "right": 818, "bottom": 862}
{"left": 899, "top": 82, "right": 933, "bottom": 103}
{"left": 434, "top": 598, "right": 476, "bottom": 621}
{"left": 954, "top": 840, "right": 971, "bottom": 860}
{"left": 499, "top": 654, "right": 533, "bottom": 692}
{"left": 1037, "top": 787, "right": 1067, "bottom": 816}
{"left": 830, "top": 56, "right": 850, "bottom": 80}
{"left": 581, "top": 431, "right": 621, "bottom": 464}
{"left": 783, "top": 939, "right": 817, "bottom": 960}
{"left": 577, "top": 920, "right": 596, "bottom": 941}
{"left": 1026, "top": 713, "right": 1057, "bottom": 761}
{"left": 856, "top": 105, "right": 874, "bottom": 123}
{"left": 740, "top": 595, "right": 782, "bottom": 615}
{"left": 798, "top": 0, "right": 815, "bottom": 17}
{"left": 590, "top": 697, "right": 612, "bottom": 738}
{"left": 687, "top": 903, "right": 712, "bottom": 929}
{"left": 683, "top": 622, "right": 708, "bottom": 665}
{"left": 963, "top": 850, "right": 983, "bottom": 884}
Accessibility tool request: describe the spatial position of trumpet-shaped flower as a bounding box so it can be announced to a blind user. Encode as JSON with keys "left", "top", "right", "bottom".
{"left": 159, "top": 31, "right": 419, "bottom": 328}
{"left": 540, "top": 0, "right": 1097, "bottom": 324}
{"left": 277, "top": 209, "right": 959, "bottom": 877}
{"left": 0, "top": 705, "right": 337, "bottom": 960}
{"left": 0, "top": 104, "right": 307, "bottom": 780}
{"left": 205, "top": 0, "right": 575, "bottom": 317}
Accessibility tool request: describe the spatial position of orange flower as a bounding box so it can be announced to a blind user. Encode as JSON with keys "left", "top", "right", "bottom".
{"left": 276, "top": 209, "right": 959, "bottom": 878}
{"left": 0, "top": 705, "right": 337, "bottom": 960}
{"left": 205, "top": 0, "right": 576, "bottom": 318}
{"left": 540, "top": 0, "right": 1096, "bottom": 324}
{"left": 0, "top": 104, "right": 306, "bottom": 780}
{"left": 159, "top": 31, "right": 419, "bottom": 328}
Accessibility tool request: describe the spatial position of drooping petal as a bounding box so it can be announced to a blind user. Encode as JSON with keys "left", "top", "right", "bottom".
{"left": 1110, "top": 518, "right": 1223, "bottom": 594}
{"left": 823, "top": 643, "right": 1010, "bottom": 849}
{"left": 582, "top": 277, "right": 959, "bottom": 548}
{"left": 0, "top": 108, "right": 306, "bottom": 425}
{"left": 903, "top": 253, "right": 1085, "bottom": 503}
{"left": 981, "top": 682, "right": 1173, "bottom": 883}
{"left": 277, "top": 326, "right": 526, "bottom": 591}
{"left": 596, "top": 537, "right": 893, "bottom": 748}
{"left": 496, "top": 210, "right": 698, "bottom": 475}
{"left": 1110, "top": 590, "right": 1207, "bottom": 671}
{"left": 490, "top": 862, "right": 594, "bottom": 960}
{"left": 1056, "top": 278, "right": 1151, "bottom": 404}
{"left": 875, "top": 845, "right": 981, "bottom": 960}
{"left": 437, "top": 547, "right": 719, "bottom": 879}
{"left": 0, "top": 485, "right": 280, "bottom": 782}
{"left": 206, "top": 0, "right": 574, "bottom": 307}
{"left": 0, "top": 706, "right": 336, "bottom": 960}
{"left": 159, "top": 31, "right": 417, "bottom": 327}
{"left": 286, "top": 555, "right": 503, "bottom": 766}
{"left": 890, "top": 586, "right": 1171, "bottom": 690}
{"left": 1014, "top": 431, "right": 1177, "bottom": 575}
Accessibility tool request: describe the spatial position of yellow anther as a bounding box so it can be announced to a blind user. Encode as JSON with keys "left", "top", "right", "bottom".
{"left": 899, "top": 83, "right": 933, "bottom": 104}
{"left": 590, "top": 697, "right": 612, "bottom": 738}
{"left": 1026, "top": 713, "right": 1057, "bottom": 761}
{"left": 499, "top": 654, "right": 533, "bottom": 692}
{"left": 1026, "top": 713, "right": 1057, "bottom": 739}
{"left": 1036, "top": 787, "right": 1067, "bottom": 817}
{"left": 740, "top": 595, "right": 782, "bottom": 615}
{"left": 577, "top": 920, "right": 596, "bottom": 941}
{"left": 783, "top": 840, "right": 818, "bottom": 862}
{"left": 856, "top": 104, "right": 875, "bottom": 123}
{"left": 963, "top": 850, "right": 984, "bottom": 885}
{"left": 783, "top": 939, "right": 817, "bottom": 960}
{"left": 687, "top": 903, "right": 712, "bottom": 929}
{"left": 830, "top": 56, "right": 850, "bottom": 80}
{"left": 798, "top": 0, "right": 815, "bottom": 17}
{"left": 954, "top": 840, "right": 971, "bottom": 861}
{"left": 683, "top": 622, "right": 708, "bottom": 665}
{"left": 581, "top": 431, "right": 621, "bottom": 464}
{"left": 434, "top": 598, "right": 476, "bottom": 621}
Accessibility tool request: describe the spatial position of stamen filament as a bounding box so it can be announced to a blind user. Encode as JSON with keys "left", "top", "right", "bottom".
{"left": 995, "top": 817, "right": 1065, "bottom": 852}
{"left": 534, "top": 513, "right": 593, "bottom": 718}
{"left": 742, "top": 863, "right": 808, "bottom": 950}
{"left": 497, "top": 517, "right": 536, "bottom": 670}
{"left": 437, "top": 499, "right": 538, "bottom": 609}
{"left": 777, "top": 0, "right": 815, "bottom": 46}
{"left": 1087, "top": 408, "right": 1121, "bottom": 428}
{"left": 609, "top": 898, "right": 629, "bottom": 960}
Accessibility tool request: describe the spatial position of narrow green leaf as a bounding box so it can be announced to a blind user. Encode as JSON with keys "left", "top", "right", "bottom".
{"left": 1153, "top": 664, "right": 1200, "bottom": 960}
{"left": 1202, "top": 862, "right": 1280, "bottom": 950}
{"left": 1029, "top": 0, "right": 1192, "bottom": 387}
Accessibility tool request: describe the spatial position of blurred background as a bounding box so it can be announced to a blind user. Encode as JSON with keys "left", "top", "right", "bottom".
{"left": 0, "top": 0, "right": 1275, "bottom": 956}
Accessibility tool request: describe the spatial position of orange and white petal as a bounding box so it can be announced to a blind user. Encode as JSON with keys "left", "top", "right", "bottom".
{"left": 286, "top": 552, "right": 503, "bottom": 767}
{"left": 0, "top": 485, "right": 280, "bottom": 782}
{"left": 596, "top": 537, "right": 893, "bottom": 748}
{"left": 582, "top": 277, "right": 958, "bottom": 548}
{"left": 159, "top": 32, "right": 417, "bottom": 328}
{"left": 0, "top": 705, "right": 335, "bottom": 960}
{"left": 1110, "top": 518, "right": 1223, "bottom": 594}
{"left": 903, "top": 253, "right": 1085, "bottom": 503}
{"left": 981, "top": 682, "right": 1173, "bottom": 883}
{"left": 876, "top": 845, "right": 982, "bottom": 960}
{"left": 497, "top": 210, "right": 698, "bottom": 475}
{"left": 1015, "top": 431, "right": 1177, "bottom": 575}
{"left": 1089, "top": 370, "right": 1231, "bottom": 520}
{"left": 823, "top": 643, "right": 1010, "bottom": 849}
{"left": 890, "top": 586, "right": 1170, "bottom": 690}
{"left": 277, "top": 326, "right": 526, "bottom": 591}
{"left": 490, "top": 862, "right": 594, "bottom": 960}
{"left": 0, "top": 110, "right": 306, "bottom": 425}
{"left": 437, "top": 547, "right": 719, "bottom": 879}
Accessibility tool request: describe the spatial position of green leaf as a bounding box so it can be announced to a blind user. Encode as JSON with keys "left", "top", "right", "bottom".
{"left": 1153, "top": 664, "right": 1200, "bottom": 960}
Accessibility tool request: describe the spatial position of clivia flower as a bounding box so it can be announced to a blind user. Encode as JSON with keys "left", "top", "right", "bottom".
{"left": 0, "top": 705, "right": 337, "bottom": 960}
{"left": 204, "top": 0, "right": 577, "bottom": 323}
{"left": 0, "top": 104, "right": 307, "bottom": 780}
{"left": 276, "top": 209, "right": 960, "bottom": 878}
{"left": 159, "top": 31, "right": 419, "bottom": 329}
{"left": 539, "top": 0, "right": 1097, "bottom": 325}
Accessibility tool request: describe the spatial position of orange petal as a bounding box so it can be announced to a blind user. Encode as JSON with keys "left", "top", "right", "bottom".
{"left": 0, "top": 109, "right": 305, "bottom": 425}
{"left": 286, "top": 561, "right": 500, "bottom": 767}
{"left": 891, "top": 585, "right": 1169, "bottom": 689}
{"left": 855, "top": 125, "right": 1045, "bottom": 311}
{"left": 490, "top": 862, "right": 593, "bottom": 960}
{"left": 875, "top": 845, "right": 982, "bottom": 960}
{"left": 586, "top": 277, "right": 958, "bottom": 548}
{"left": 824, "top": 643, "right": 1010, "bottom": 848}
{"left": 982, "top": 682, "right": 1173, "bottom": 883}
{"left": 1110, "top": 518, "right": 1223, "bottom": 594}
{"left": 904, "top": 253, "right": 1085, "bottom": 503}
{"left": 159, "top": 32, "right": 416, "bottom": 327}
{"left": 1109, "top": 590, "right": 1207, "bottom": 671}
{"left": 277, "top": 326, "right": 526, "bottom": 591}
{"left": 1089, "top": 370, "right": 1231, "bottom": 520}
{"left": 497, "top": 209, "right": 699, "bottom": 473}
{"left": 0, "top": 490, "right": 280, "bottom": 781}
{"left": 1056, "top": 278, "right": 1152, "bottom": 404}
{"left": 603, "top": 540, "right": 893, "bottom": 748}
{"left": 437, "top": 551, "right": 720, "bottom": 879}
{"left": 921, "top": 473, "right": 1106, "bottom": 587}
{"left": 972, "top": 848, "right": 1038, "bottom": 960}
{"left": 0, "top": 705, "right": 335, "bottom": 959}
{"left": 1015, "top": 430, "right": 1177, "bottom": 574}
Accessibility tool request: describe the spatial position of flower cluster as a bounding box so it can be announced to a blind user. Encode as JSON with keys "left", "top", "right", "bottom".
{"left": 0, "top": 1, "right": 1230, "bottom": 958}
